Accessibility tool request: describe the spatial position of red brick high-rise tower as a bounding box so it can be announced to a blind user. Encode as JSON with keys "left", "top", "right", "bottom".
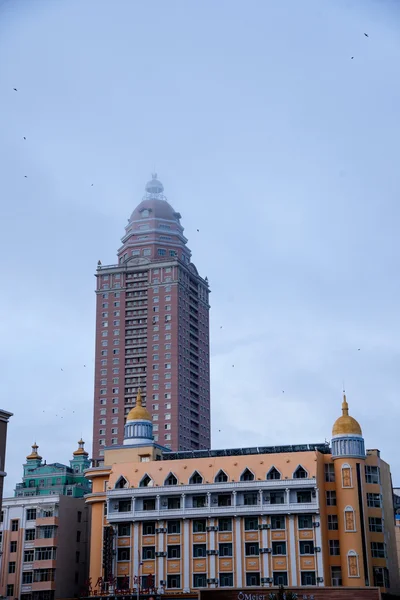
{"left": 92, "top": 175, "right": 211, "bottom": 463}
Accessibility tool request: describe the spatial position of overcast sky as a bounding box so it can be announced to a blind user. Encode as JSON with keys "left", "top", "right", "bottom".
{"left": 1, "top": 0, "right": 400, "bottom": 496}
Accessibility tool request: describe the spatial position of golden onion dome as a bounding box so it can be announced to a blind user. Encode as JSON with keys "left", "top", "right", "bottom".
{"left": 126, "top": 389, "right": 151, "bottom": 422}
{"left": 332, "top": 394, "right": 362, "bottom": 436}
{"left": 26, "top": 442, "right": 42, "bottom": 460}
{"left": 73, "top": 438, "right": 88, "bottom": 456}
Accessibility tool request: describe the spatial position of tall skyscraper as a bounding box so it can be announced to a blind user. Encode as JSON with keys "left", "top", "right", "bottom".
{"left": 92, "top": 175, "right": 211, "bottom": 463}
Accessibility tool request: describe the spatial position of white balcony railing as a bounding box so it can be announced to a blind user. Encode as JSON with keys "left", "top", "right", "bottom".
{"left": 107, "top": 500, "right": 318, "bottom": 523}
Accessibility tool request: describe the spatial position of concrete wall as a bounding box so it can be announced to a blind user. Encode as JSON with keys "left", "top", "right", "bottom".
{"left": 56, "top": 496, "right": 90, "bottom": 599}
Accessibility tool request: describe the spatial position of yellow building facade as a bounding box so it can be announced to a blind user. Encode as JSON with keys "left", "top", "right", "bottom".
{"left": 85, "top": 392, "right": 398, "bottom": 595}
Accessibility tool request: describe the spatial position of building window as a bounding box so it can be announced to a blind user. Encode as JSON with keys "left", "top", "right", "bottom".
{"left": 219, "top": 543, "right": 233, "bottom": 557}
{"left": 329, "top": 540, "right": 340, "bottom": 556}
{"left": 167, "top": 520, "right": 180, "bottom": 534}
{"left": 193, "top": 544, "right": 206, "bottom": 557}
{"left": 324, "top": 462, "right": 335, "bottom": 482}
{"left": 301, "top": 571, "right": 316, "bottom": 586}
{"left": 22, "top": 572, "right": 33, "bottom": 584}
{"left": 167, "top": 574, "right": 180, "bottom": 589}
{"left": 299, "top": 541, "right": 314, "bottom": 555}
{"left": 266, "top": 466, "right": 281, "bottom": 480}
{"left": 371, "top": 542, "right": 386, "bottom": 558}
{"left": 117, "top": 548, "right": 131, "bottom": 561}
{"left": 246, "top": 573, "right": 260, "bottom": 587}
{"left": 369, "top": 517, "right": 383, "bottom": 532}
{"left": 219, "top": 573, "right": 233, "bottom": 587}
{"left": 193, "top": 519, "right": 206, "bottom": 533}
{"left": 326, "top": 490, "right": 337, "bottom": 506}
{"left": 8, "top": 561, "right": 16, "bottom": 573}
{"left": 331, "top": 566, "right": 342, "bottom": 586}
{"left": 272, "top": 542, "right": 286, "bottom": 555}
{"left": 293, "top": 465, "right": 308, "bottom": 479}
{"left": 240, "top": 468, "right": 254, "bottom": 482}
{"left": 167, "top": 545, "right": 180, "bottom": 559}
{"left": 218, "top": 518, "right": 232, "bottom": 532}
{"left": 348, "top": 550, "right": 360, "bottom": 577}
{"left": 6, "top": 584, "right": 14, "bottom": 597}
{"left": 342, "top": 464, "right": 352, "bottom": 487}
{"left": 245, "top": 517, "right": 259, "bottom": 531}
{"left": 10, "top": 540, "right": 17, "bottom": 553}
{"left": 245, "top": 542, "right": 259, "bottom": 556}
{"left": 11, "top": 520, "right": 18, "bottom": 531}
{"left": 328, "top": 514, "right": 338, "bottom": 530}
{"left": 270, "top": 515, "right": 285, "bottom": 530}
{"left": 215, "top": 470, "right": 228, "bottom": 483}
{"left": 25, "top": 529, "right": 35, "bottom": 541}
{"left": 273, "top": 572, "right": 288, "bottom": 586}
{"left": 298, "top": 514, "right": 313, "bottom": 529}
{"left": 365, "top": 465, "right": 380, "bottom": 484}
{"left": 164, "top": 473, "right": 178, "bottom": 486}
{"left": 193, "top": 574, "right": 207, "bottom": 588}
{"left": 367, "top": 493, "right": 381, "bottom": 508}
{"left": 143, "top": 522, "right": 155, "bottom": 535}
{"left": 344, "top": 506, "right": 356, "bottom": 531}
{"left": 373, "top": 567, "right": 390, "bottom": 588}
{"left": 24, "top": 549, "right": 34, "bottom": 562}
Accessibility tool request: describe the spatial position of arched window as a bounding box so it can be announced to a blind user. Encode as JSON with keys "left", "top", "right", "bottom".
{"left": 344, "top": 506, "right": 356, "bottom": 532}
{"left": 293, "top": 465, "right": 308, "bottom": 479}
{"left": 115, "top": 476, "right": 128, "bottom": 489}
{"left": 189, "top": 471, "right": 203, "bottom": 485}
{"left": 139, "top": 474, "right": 153, "bottom": 488}
{"left": 342, "top": 463, "right": 352, "bottom": 488}
{"left": 347, "top": 550, "right": 359, "bottom": 578}
{"left": 215, "top": 470, "right": 228, "bottom": 483}
{"left": 240, "top": 468, "right": 255, "bottom": 482}
{"left": 267, "top": 466, "right": 281, "bottom": 480}
{"left": 164, "top": 472, "right": 178, "bottom": 486}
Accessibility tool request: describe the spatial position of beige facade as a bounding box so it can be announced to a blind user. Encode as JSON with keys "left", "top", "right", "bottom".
{"left": 0, "top": 409, "right": 13, "bottom": 516}
{"left": 0, "top": 495, "right": 89, "bottom": 600}
{"left": 84, "top": 396, "right": 399, "bottom": 596}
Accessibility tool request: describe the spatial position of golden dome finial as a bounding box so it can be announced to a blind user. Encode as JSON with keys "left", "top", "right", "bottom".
{"left": 126, "top": 388, "right": 152, "bottom": 422}
{"left": 342, "top": 392, "right": 349, "bottom": 416}
{"left": 73, "top": 438, "right": 88, "bottom": 456}
{"left": 26, "top": 442, "right": 42, "bottom": 461}
{"left": 332, "top": 392, "right": 362, "bottom": 437}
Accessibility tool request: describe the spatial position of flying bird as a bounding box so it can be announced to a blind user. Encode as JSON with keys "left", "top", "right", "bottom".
{"left": 232, "top": 365, "right": 234, "bottom": 368}
{"left": 220, "top": 326, "right": 223, "bottom": 329}
{"left": 24, "top": 175, "right": 27, "bottom": 178}
{"left": 84, "top": 365, "right": 86, "bottom": 367}
{"left": 351, "top": 57, "right": 354, "bottom": 60}
{"left": 23, "top": 136, "right": 26, "bottom": 140}
{"left": 358, "top": 348, "right": 361, "bottom": 351}
{"left": 364, "top": 33, "right": 369, "bottom": 37}
{"left": 13, "top": 88, "right": 17, "bottom": 91}
{"left": 61, "top": 368, "right": 64, "bottom": 371}
{"left": 196, "top": 229, "right": 199, "bottom": 232}
{"left": 282, "top": 390, "right": 285, "bottom": 393}
{"left": 91, "top": 184, "right": 94, "bottom": 187}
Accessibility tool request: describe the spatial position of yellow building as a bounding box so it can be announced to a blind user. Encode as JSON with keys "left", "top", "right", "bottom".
{"left": 85, "top": 391, "right": 398, "bottom": 595}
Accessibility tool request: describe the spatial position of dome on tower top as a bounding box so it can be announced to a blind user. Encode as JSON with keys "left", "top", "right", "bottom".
{"left": 126, "top": 389, "right": 151, "bottom": 422}
{"left": 145, "top": 173, "right": 164, "bottom": 195}
{"left": 332, "top": 394, "right": 362, "bottom": 437}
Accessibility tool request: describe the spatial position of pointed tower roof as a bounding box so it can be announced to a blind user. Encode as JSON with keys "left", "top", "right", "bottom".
{"left": 332, "top": 393, "right": 362, "bottom": 436}
{"left": 126, "top": 389, "right": 152, "bottom": 422}
{"left": 73, "top": 439, "right": 89, "bottom": 456}
{"left": 26, "top": 442, "right": 42, "bottom": 460}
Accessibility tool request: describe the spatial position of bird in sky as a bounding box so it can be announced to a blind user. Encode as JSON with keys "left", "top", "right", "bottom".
{"left": 358, "top": 348, "right": 361, "bottom": 351}
{"left": 91, "top": 184, "right": 94, "bottom": 187}
{"left": 220, "top": 326, "right": 223, "bottom": 329}
{"left": 364, "top": 33, "right": 369, "bottom": 37}
{"left": 23, "top": 136, "right": 26, "bottom": 140}
{"left": 24, "top": 175, "right": 27, "bottom": 178}
{"left": 232, "top": 365, "right": 234, "bottom": 367}
{"left": 196, "top": 229, "right": 199, "bottom": 232}
{"left": 84, "top": 365, "right": 86, "bottom": 367}
{"left": 61, "top": 368, "right": 64, "bottom": 371}
{"left": 282, "top": 390, "right": 285, "bottom": 393}
{"left": 13, "top": 88, "right": 17, "bottom": 91}
{"left": 351, "top": 57, "right": 354, "bottom": 60}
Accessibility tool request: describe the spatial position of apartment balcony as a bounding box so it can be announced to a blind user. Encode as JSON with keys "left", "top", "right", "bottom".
{"left": 21, "top": 584, "right": 32, "bottom": 593}
{"left": 33, "top": 559, "right": 57, "bottom": 570}
{"left": 32, "top": 581, "right": 56, "bottom": 592}
{"left": 34, "top": 537, "right": 57, "bottom": 547}
{"left": 36, "top": 517, "right": 58, "bottom": 527}
{"left": 23, "top": 562, "right": 34, "bottom": 571}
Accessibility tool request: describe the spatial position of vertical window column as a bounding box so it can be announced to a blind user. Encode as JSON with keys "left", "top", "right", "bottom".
{"left": 260, "top": 516, "right": 270, "bottom": 581}
{"left": 209, "top": 518, "right": 216, "bottom": 586}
